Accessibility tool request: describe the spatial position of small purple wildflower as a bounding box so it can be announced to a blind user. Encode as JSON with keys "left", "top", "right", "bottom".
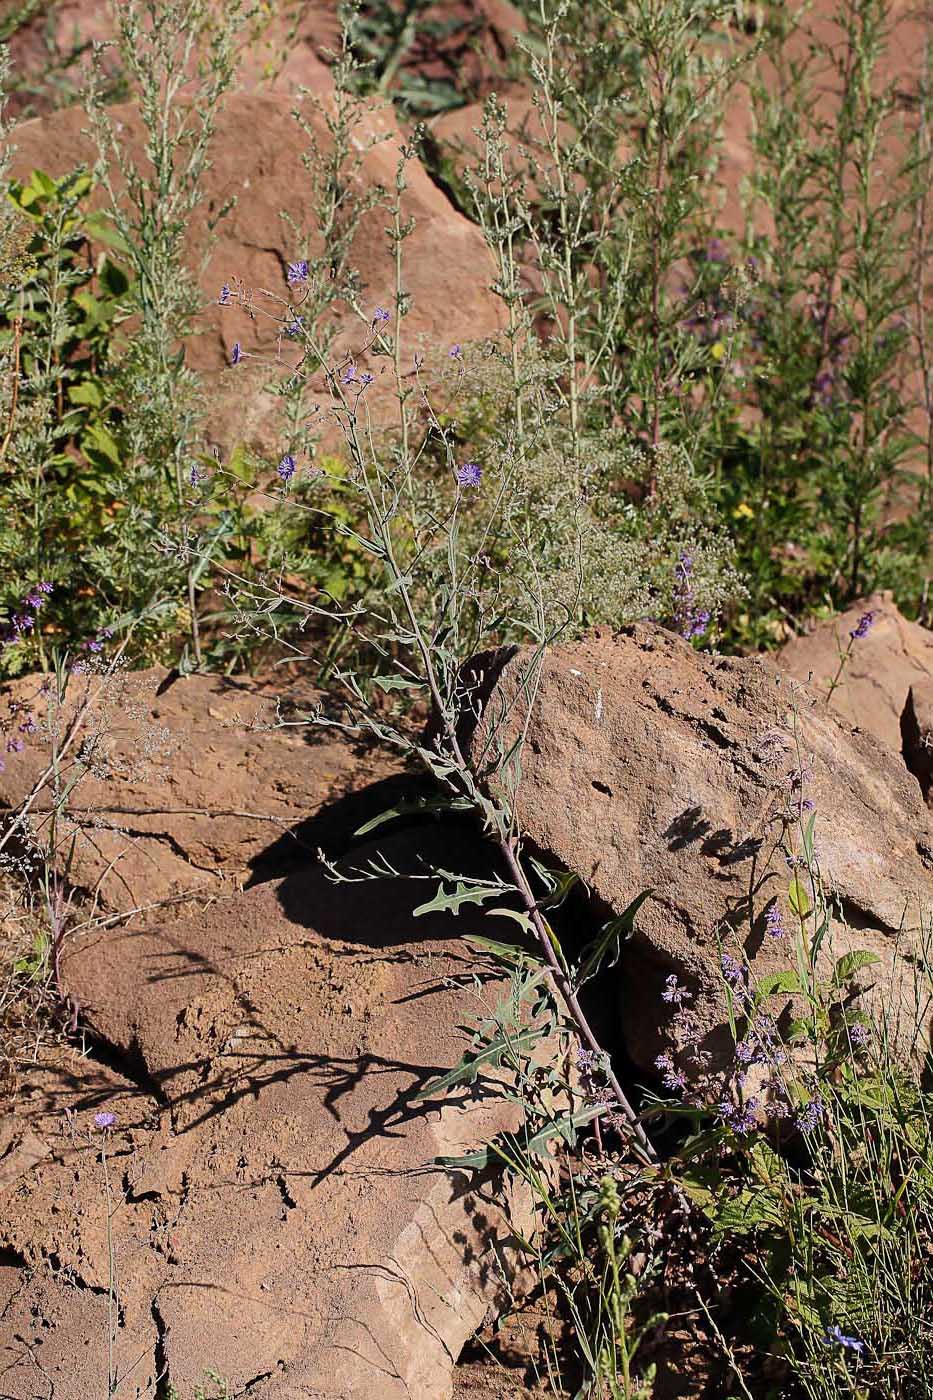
{"left": 6, "top": 736, "right": 24, "bottom": 754}
{"left": 821, "top": 1325, "right": 865, "bottom": 1357}
{"left": 849, "top": 1023, "right": 871, "bottom": 1048}
{"left": 285, "top": 315, "right": 304, "bottom": 337}
{"left": 718, "top": 1098, "right": 759, "bottom": 1134}
{"left": 850, "top": 611, "right": 875, "bottom": 641}
{"left": 456, "top": 462, "right": 482, "bottom": 489}
{"left": 218, "top": 284, "right": 231, "bottom": 305}
{"left": 84, "top": 639, "right": 103, "bottom": 654}
{"left": 231, "top": 342, "right": 242, "bottom": 366}
{"left": 340, "top": 363, "right": 358, "bottom": 387}
{"left": 25, "top": 594, "right": 43, "bottom": 610}
{"left": 672, "top": 553, "right": 711, "bottom": 641}
{"left": 287, "top": 260, "right": 309, "bottom": 284}
{"left": 373, "top": 307, "right": 390, "bottom": 323}
{"left": 449, "top": 344, "right": 462, "bottom": 359}
{"left": 189, "top": 463, "right": 207, "bottom": 488}
{"left": 765, "top": 903, "right": 786, "bottom": 940}
{"left": 37, "top": 581, "right": 53, "bottom": 595}
{"left": 661, "top": 974, "right": 691, "bottom": 1006}
{"left": 19, "top": 715, "right": 36, "bottom": 735}
{"left": 359, "top": 372, "right": 374, "bottom": 387}
{"left": 796, "top": 1096, "right": 824, "bottom": 1134}
{"left": 735, "top": 1038, "right": 757, "bottom": 1065}
{"left": 721, "top": 953, "right": 743, "bottom": 983}
{"left": 277, "top": 454, "right": 296, "bottom": 482}
{"left": 94, "top": 1111, "right": 117, "bottom": 1129}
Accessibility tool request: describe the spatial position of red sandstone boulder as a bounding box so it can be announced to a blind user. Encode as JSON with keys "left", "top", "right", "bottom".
{"left": 466, "top": 625, "right": 933, "bottom": 1075}
{"left": 0, "top": 665, "right": 403, "bottom": 914}
{"left": 0, "top": 827, "right": 538, "bottom": 1399}
{"left": 776, "top": 592, "right": 933, "bottom": 754}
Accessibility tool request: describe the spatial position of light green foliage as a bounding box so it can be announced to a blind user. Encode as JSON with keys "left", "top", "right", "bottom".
{"left": 713, "top": 0, "right": 933, "bottom": 643}
{"left": 83, "top": 0, "right": 247, "bottom": 669}
{"left": 0, "top": 165, "right": 139, "bottom": 673}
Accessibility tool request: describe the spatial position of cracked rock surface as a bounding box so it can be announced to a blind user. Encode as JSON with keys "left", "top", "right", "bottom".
{"left": 0, "top": 665, "right": 405, "bottom": 916}
{"left": 465, "top": 624, "right": 933, "bottom": 1075}
{"left": 0, "top": 828, "right": 532, "bottom": 1399}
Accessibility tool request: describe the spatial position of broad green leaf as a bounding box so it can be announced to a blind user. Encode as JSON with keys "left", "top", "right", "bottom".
{"left": 832, "top": 950, "right": 881, "bottom": 985}
{"left": 754, "top": 970, "right": 803, "bottom": 1000}
{"left": 82, "top": 421, "right": 121, "bottom": 466}
{"left": 67, "top": 380, "right": 103, "bottom": 408}
{"left": 788, "top": 876, "right": 812, "bottom": 918}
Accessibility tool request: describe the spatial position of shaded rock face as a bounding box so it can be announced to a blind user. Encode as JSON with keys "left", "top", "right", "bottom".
{"left": 466, "top": 625, "right": 933, "bottom": 1074}
{"left": 776, "top": 592, "right": 933, "bottom": 757}
{"left": 902, "top": 682, "right": 933, "bottom": 806}
{"left": 0, "top": 828, "right": 532, "bottom": 1400}
{"left": 9, "top": 91, "right": 506, "bottom": 454}
{"left": 0, "top": 665, "right": 405, "bottom": 915}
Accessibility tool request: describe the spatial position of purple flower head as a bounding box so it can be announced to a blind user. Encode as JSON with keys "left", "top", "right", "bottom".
{"left": 718, "top": 1099, "right": 759, "bottom": 1134}
{"left": 849, "top": 1023, "right": 870, "bottom": 1049}
{"left": 721, "top": 952, "right": 743, "bottom": 983}
{"left": 449, "top": 344, "right": 462, "bottom": 359}
{"left": 19, "top": 715, "right": 36, "bottom": 735}
{"left": 735, "top": 1038, "right": 757, "bottom": 1065}
{"left": 340, "top": 363, "right": 358, "bottom": 387}
{"left": 821, "top": 1325, "right": 865, "bottom": 1357}
{"left": 456, "top": 462, "right": 482, "bottom": 489}
{"left": 189, "top": 463, "right": 207, "bottom": 488}
{"left": 231, "top": 342, "right": 242, "bottom": 366}
{"left": 25, "top": 593, "right": 43, "bottom": 610}
{"left": 796, "top": 1096, "right": 824, "bottom": 1134}
{"left": 218, "top": 284, "right": 231, "bottom": 305}
{"left": 661, "top": 974, "right": 691, "bottom": 1006}
{"left": 84, "top": 639, "right": 103, "bottom": 654}
{"left": 373, "top": 307, "right": 390, "bottom": 324}
{"left": 94, "top": 1111, "right": 117, "bottom": 1129}
{"left": 685, "top": 610, "right": 710, "bottom": 641}
{"left": 765, "top": 903, "right": 786, "bottom": 940}
{"left": 285, "top": 315, "right": 304, "bottom": 338}
{"left": 359, "top": 372, "right": 374, "bottom": 387}
{"left": 277, "top": 454, "right": 296, "bottom": 482}
{"left": 287, "top": 260, "right": 309, "bottom": 285}
{"left": 850, "top": 611, "right": 875, "bottom": 641}
{"left": 6, "top": 736, "right": 24, "bottom": 754}
{"left": 673, "top": 553, "right": 712, "bottom": 640}
{"left": 37, "top": 581, "right": 53, "bottom": 595}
